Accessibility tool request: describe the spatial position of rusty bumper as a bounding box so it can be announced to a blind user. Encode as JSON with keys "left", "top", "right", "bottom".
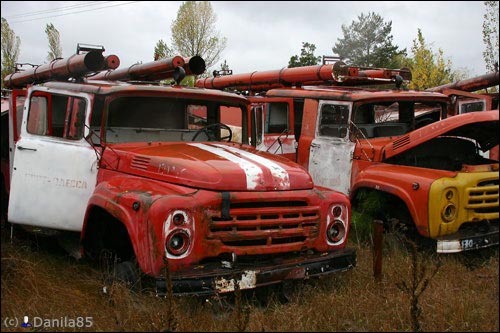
{"left": 436, "top": 222, "right": 499, "bottom": 253}
{"left": 156, "top": 247, "right": 356, "bottom": 296}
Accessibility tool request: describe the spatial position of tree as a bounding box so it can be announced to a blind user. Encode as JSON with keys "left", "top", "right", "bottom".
{"left": 482, "top": 1, "right": 499, "bottom": 73}
{"left": 406, "top": 29, "right": 455, "bottom": 90}
{"left": 45, "top": 23, "right": 62, "bottom": 61}
{"left": 154, "top": 39, "right": 173, "bottom": 60}
{"left": 332, "top": 12, "right": 406, "bottom": 68}
{"left": 288, "top": 42, "right": 321, "bottom": 68}
{"left": 170, "top": 1, "right": 226, "bottom": 74}
{"left": 1, "top": 17, "right": 21, "bottom": 89}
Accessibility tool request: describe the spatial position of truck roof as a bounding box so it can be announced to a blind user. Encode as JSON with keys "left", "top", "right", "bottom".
{"left": 264, "top": 86, "right": 449, "bottom": 102}
{"left": 39, "top": 80, "right": 250, "bottom": 106}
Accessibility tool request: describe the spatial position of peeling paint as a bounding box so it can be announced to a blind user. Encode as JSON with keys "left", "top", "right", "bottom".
{"left": 214, "top": 270, "right": 258, "bottom": 293}
{"left": 308, "top": 137, "right": 355, "bottom": 195}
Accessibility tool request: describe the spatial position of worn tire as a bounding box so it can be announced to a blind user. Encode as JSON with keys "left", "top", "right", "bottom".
{"left": 113, "top": 260, "right": 142, "bottom": 292}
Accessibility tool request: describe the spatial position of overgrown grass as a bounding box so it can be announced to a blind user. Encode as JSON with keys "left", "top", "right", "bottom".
{"left": 1, "top": 223, "right": 498, "bottom": 332}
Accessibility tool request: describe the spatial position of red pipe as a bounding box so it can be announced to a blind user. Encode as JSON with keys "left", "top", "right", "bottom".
{"left": 103, "top": 55, "right": 120, "bottom": 70}
{"left": 195, "top": 62, "right": 412, "bottom": 91}
{"left": 195, "top": 64, "right": 336, "bottom": 90}
{"left": 425, "top": 72, "right": 499, "bottom": 93}
{"left": 146, "top": 55, "right": 206, "bottom": 81}
{"left": 4, "top": 51, "right": 106, "bottom": 88}
{"left": 90, "top": 55, "right": 185, "bottom": 81}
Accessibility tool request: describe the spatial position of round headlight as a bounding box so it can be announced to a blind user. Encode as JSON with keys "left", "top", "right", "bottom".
{"left": 166, "top": 230, "right": 190, "bottom": 256}
{"left": 445, "top": 190, "right": 454, "bottom": 200}
{"left": 441, "top": 203, "right": 457, "bottom": 222}
{"left": 332, "top": 205, "right": 342, "bottom": 218}
{"left": 172, "top": 212, "right": 185, "bottom": 225}
{"left": 327, "top": 220, "right": 346, "bottom": 244}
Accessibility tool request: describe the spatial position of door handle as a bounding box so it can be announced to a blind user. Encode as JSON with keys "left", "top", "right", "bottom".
{"left": 17, "top": 145, "right": 37, "bottom": 151}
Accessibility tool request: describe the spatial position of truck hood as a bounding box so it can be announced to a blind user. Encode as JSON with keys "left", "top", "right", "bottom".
{"left": 103, "top": 142, "right": 313, "bottom": 191}
{"left": 383, "top": 110, "right": 499, "bottom": 159}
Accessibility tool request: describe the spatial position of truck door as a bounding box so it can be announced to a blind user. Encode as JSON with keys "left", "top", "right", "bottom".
{"left": 305, "top": 100, "right": 355, "bottom": 195}
{"left": 249, "top": 98, "right": 296, "bottom": 161}
{"left": 8, "top": 90, "right": 98, "bottom": 231}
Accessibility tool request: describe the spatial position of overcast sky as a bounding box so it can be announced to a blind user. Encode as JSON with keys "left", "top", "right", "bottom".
{"left": 1, "top": 1, "right": 491, "bottom": 78}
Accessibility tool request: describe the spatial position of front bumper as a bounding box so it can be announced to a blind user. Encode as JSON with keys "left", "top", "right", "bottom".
{"left": 436, "top": 222, "right": 499, "bottom": 253}
{"left": 156, "top": 247, "right": 356, "bottom": 296}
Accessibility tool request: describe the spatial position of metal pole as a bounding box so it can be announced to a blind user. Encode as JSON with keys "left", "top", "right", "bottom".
{"left": 373, "top": 219, "right": 384, "bottom": 280}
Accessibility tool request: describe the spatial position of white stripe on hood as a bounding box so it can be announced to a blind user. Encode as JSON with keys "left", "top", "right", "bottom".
{"left": 214, "top": 144, "right": 290, "bottom": 189}
{"left": 189, "top": 143, "right": 263, "bottom": 189}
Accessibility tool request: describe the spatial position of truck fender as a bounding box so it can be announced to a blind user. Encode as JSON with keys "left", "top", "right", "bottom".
{"left": 350, "top": 177, "right": 425, "bottom": 236}
{"left": 81, "top": 184, "right": 152, "bottom": 274}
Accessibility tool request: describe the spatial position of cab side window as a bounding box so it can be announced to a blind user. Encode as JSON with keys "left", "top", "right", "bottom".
{"left": 66, "top": 98, "right": 86, "bottom": 139}
{"left": 266, "top": 102, "right": 289, "bottom": 134}
{"left": 27, "top": 96, "right": 48, "bottom": 135}
{"left": 27, "top": 93, "right": 86, "bottom": 140}
{"left": 319, "top": 103, "right": 349, "bottom": 138}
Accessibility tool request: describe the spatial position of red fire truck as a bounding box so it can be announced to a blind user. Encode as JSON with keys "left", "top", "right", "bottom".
{"left": 196, "top": 62, "right": 499, "bottom": 253}
{"left": 0, "top": 46, "right": 355, "bottom": 296}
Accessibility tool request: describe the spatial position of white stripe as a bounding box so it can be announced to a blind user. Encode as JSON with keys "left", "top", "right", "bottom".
{"left": 189, "top": 143, "right": 263, "bottom": 190}
{"left": 214, "top": 144, "right": 291, "bottom": 189}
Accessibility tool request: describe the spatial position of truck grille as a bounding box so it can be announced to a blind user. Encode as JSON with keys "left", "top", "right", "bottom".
{"left": 465, "top": 179, "right": 499, "bottom": 215}
{"left": 209, "top": 201, "right": 320, "bottom": 247}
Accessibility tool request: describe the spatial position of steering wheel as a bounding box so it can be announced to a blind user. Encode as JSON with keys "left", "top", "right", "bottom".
{"left": 191, "top": 122, "right": 233, "bottom": 142}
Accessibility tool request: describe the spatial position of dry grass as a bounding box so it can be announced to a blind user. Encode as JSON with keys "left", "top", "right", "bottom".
{"left": 1, "top": 225, "right": 498, "bottom": 332}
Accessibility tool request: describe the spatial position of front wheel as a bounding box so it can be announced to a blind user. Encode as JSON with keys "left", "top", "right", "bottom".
{"left": 99, "top": 250, "right": 142, "bottom": 294}
{"left": 113, "top": 259, "right": 142, "bottom": 292}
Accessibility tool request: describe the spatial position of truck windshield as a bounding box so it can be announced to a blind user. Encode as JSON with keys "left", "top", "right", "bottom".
{"left": 350, "top": 100, "right": 446, "bottom": 139}
{"left": 103, "top": 96, "right": 246, "bottom": 144}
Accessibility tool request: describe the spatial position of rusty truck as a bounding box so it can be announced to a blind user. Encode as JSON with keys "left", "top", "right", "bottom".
{"left": 425, "top": 70, "right": 499, "bottom": 160}
{"left": 0, "top": 46, "right": 356, "bottom": 296}
{"left": 195, "top": 62, "right": 499, "bottom": 253}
